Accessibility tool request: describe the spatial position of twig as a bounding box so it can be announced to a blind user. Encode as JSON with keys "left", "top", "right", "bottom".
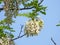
{"left": 38, "top": 0, "right": 44, "bottom": 5}
{"left": 11, "top": 34, "right": 26, "bottom": 41}
{"left": 11, "top": 25, "right": 26, "bottom": 41}
{"left": 18, "top": 25, "right": 24, "bottom": 37}
{"left": 51, "top": 37, "right": 56, "bottom": 45}
{"left": 0, "top": 7, "right": 33, "bottom": 11}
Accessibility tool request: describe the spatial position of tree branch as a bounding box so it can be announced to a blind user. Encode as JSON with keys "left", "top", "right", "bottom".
{"left": 39, "top": 0, "right": 44, "bottom": 5}
{"left": 11, "top": 25, "right": 26, "bottom": 41}
{"left": 0, "top": 0, "right": 44, "bottom": 11}
{"left": 11, "top": 34, "right": 26, "bottom": 41}
{"left": 0, "top": 7, "right": 33, "bottom": 11}
{"left": 18, "top": 25, "right": 24, "bottom": 37}
{"left": 51, "top": 37, "right": 56, "bottom": 45}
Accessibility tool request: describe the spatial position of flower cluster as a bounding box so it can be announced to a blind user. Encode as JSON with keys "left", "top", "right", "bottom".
{"left": 24, "top": 18, "right": 44, "bottom": 37}
{"left": 0, "top": 37, "right": 14, "bottom": 45}
{"left": 3, "top": 0, "right": 18, "bottom": 24}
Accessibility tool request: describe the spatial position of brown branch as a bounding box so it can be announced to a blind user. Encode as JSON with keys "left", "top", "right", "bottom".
{"left": 51, "top": 37, "right": 56, "bottom": 45}
{"left": 0, "top": 7, "right": 33, "bottom": 11}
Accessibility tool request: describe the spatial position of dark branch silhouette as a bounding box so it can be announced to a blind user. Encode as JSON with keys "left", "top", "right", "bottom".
{"left": 0, "top": 7, "right": 33, "bottom": 10}
{"left": 18, "top": 25, "right": 24, "bottom": 37}
{"left": 51, "top": 37, "right": 56, "bottom": 45}
{"left": 39, "top": 0, "right": 44, "bottom": 5}
{"left": 12, "top": 34, "right": 26, "bottom": 41}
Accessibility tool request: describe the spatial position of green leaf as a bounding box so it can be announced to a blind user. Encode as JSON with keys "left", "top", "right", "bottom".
{"left": 18, "top": 13, "right": 30, "bottom": 17}
{"left": 40, "top": 11, "right": 46, "bottom": 15}
{"left": 10, "top": 34, "right": 14, "bottom": 38}
{"left": 56, "top": 24, "right": 60, "bottom": 26}
{"left": 4, "top": 26, "right": 15, "bottom": 32}
{"left": 9, "top": 29, "right": 15, "bottom": 32}
{"left": 0, "top": 31, "right": 6, "bottom": 37}
{"left": 5, "top": 32, "right": 14, "bottom": 38}
{"left": 0, "top": 0, "right": 2, "bottom": 4}
{"left": 0, "top": 26, "right": 3, "bottom": 30}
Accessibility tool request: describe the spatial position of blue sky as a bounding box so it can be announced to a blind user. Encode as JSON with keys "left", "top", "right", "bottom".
{"left": 0, "top": 0, "right": 60, "bottom": 45}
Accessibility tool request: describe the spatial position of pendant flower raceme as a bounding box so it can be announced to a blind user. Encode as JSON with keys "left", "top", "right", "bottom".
{"left": 0, "top": 37, "right": 15, "bottom": 45}
{"left": 24, "top": 17, "right": 44, "bottom": 37}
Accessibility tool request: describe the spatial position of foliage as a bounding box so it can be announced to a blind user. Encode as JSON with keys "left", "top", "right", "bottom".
{"left": 0, "top": 0, "right": 46, "bottom": 41}
{"left": 56, "top": 23, "right": 60, "bottom": 26}
{"left": 0, "top": 20, "right": 15, "bottom": 38}
{"left": 0, "top": 0, "right": 2, "bottom": 4}
{"left": 18, "top": 0, "right": 47, "bottom": 19}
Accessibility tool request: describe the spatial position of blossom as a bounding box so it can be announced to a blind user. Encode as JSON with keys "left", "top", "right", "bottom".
{"left": 24, "top": 18, "right": 44, "bottom": 37}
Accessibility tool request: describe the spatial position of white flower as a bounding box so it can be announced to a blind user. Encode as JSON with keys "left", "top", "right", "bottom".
{"left": 24, "top": 18, "right": 44, "bottom": 37}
